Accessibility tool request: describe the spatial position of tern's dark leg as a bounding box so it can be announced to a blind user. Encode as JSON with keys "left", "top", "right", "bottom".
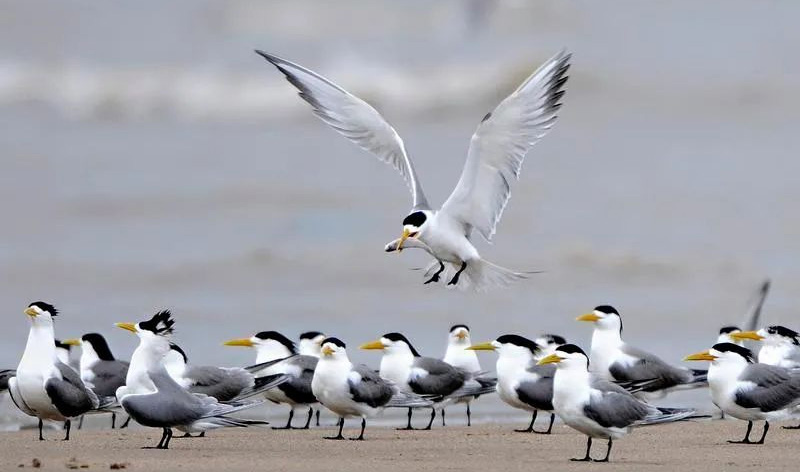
{"left": 571, "top": 436, "right": 593, "bottom": 462}
{"left": 515, "top": 410, "right": 537, "bottom": 433}
{"left": 441, "top": 408, "right": 446, "bottom": 426}
{"left": 754, "top": 421, "right": 769, "bottom": 444}
{"left": 120, "top": 416, "right": 131, "bottom": 429}
{"left": 273, "top": 409, "right": 294, "bottom": 430}
{"left": 111, "top": 412, "right": 116, "bottom": 429}
{"left": 78, "top": 415, "right": 84, "bottom": 430}
{"left": 325, "top": 417, "right": 345, "bottom": 440}
{"left": 397, "top": 408, "right": 415, "bottom": 430}
{"left": 294, "top": 406, "right": 313, "bottom": 430}
{"left": 467, "top": 404, "right": 472, "bottom": 427}
{"left": 447, "top": 262, "right": 468, "bottom": 286}
{"left": 315, "top": 409, "right": 321, "bottom": 427}
{"left": 594, "top": 438, "right": 612, "bottom": 462}
{"left": 543, "top": 413, "right": 555, "bottom": 434}
{"left": 421, "top": 408, "right": 436, "bottom": 430}
{"left": 38, "top": 419, "right": 44, "bottom": 441}
{"left": 63, "top": 420, "right": 71, "bottom": 441}
{"left": 783, "top": 423, "right": 800, "bottom": 429}
{"left": 729, "top": 420, "right": 754, "bottom": 444}
{"left": 161, "top": 428, "right": 173, "bottom": 449}
{"left": 350, "top": 418, "right": 366, "bottom": 441}
{"left": 424, "top": 261, "right": 446, "bottom": 284}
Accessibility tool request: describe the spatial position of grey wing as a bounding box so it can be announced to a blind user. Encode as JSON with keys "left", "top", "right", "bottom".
{"left": 610, "top": 345, "right": 692, "bottom": 389}
{"left": 408, "top": 357, "right": 466, "bottom": 396}
{"left": 256, "top": 50, "right": 429, "bottom": 210}
{"left": 440, "top": 50, "right": 570, "bottom": 241}
{"left": 736, "top": 364, "right": 800, "bottom": 412}
{"left": 277, "top": 356, "right": 317, "bottom": 404}
{"left": 741, "top": 279, "right": 770, "bottom": 331}
{"left": 349, "top": 365, "right": 393, "bottom": 408}
{"left": 88, "top": 360, "right": 129, "bottom": 397}
{"left": 45, "top": 362, "right": 100, "bottom": 417}
{"left": 583, "top": 378, "right": 650, "bottom": 428}
{"left": 517, "top": 363, "right": 555, "bottom": 410}
{"left": 185, "top": 366, "right": 253, "bottom": 402}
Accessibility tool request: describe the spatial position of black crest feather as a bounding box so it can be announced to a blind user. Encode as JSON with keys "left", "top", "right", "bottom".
{"left": 29, "top": 301, "right": 58, "bottom": 317}
{"left": 139, "top": 310, "right": 175, "bottom": 336}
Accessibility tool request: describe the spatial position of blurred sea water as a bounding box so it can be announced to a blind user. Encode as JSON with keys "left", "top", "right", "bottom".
{"left": 1, "top": 0, "right": 799, "bottom": 426}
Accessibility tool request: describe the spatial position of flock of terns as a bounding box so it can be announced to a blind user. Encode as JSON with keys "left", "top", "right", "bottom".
{"left": 2, "top": 47, "right": 799, "bottom": 463}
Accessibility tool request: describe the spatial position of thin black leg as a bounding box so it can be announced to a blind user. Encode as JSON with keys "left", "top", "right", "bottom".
{"left": 543, "top": 413, "right": 555, "bottom": 434}
{"left": 294, "top": 406, "right": 313, "bottom": 430}
{"left": 424, "top": 261, "right": 445, "bottom": 284}
{"left": 467, "top": 404, "right": 472, "bottom": 427}
{"left": 77, "top": 415, "right": 84, "bottom": 430}
{"left": 161, "top": 428, "right": 173, "bottom": 449}
{"left": 729, "top": 420, "right": 754, "bottom": 444}
{"left": 120, "top": 416, "right": 131, "bottom": 429}
{"left": 448, "top": 262, "right": 467, "bottom": 286}
{"left": 515, "top": 411, "right": 537, "bottom": 433}
{"left": 594, "top": 438, "right": 612, "bottom": 462}
{"left": 397, "top": 408, "right": 415, "bottom": 430}
{"left": 325, "top": 417, "right": 345, "bottom": 440}
{"left": 350, "top": 418, "right": 366, "bottom": 441}
{"left": 571, "top": 436, "right": 592, "bottom": 462}
{"left": 315, "top": 409, "right": 321, "bottom": 427}
{"left": 63, "top": 419, "right": 71, "bottom": 441}
{"left": 441, "top": 408, "right": 446, "bottom": 427}
{"left": 755, "top": 421, "right": 769, "bottom": 444}
{"left": 422, "top": 408, "right": 436, "bottom": 430}
{"left": 154, "top": 429, "right": 167, "bottom": 449}
{"left": 273, "top": 409, "right": 294, "bottom": 430}
{"left": 111, "top": 412, "right": 117, "bottom": 429}
{"left": 38, "top": 419, "right": 44, "bottom": 441}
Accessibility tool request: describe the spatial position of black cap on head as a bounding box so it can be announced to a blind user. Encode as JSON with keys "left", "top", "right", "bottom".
{"left": 169, "top": 343, "right": 188, "bottom": 363}
{"left": 711, "top": 343, "right": 755, "bottom": 362}
{"left": 322, "top": 337, "right": 346, "bottom": 349}
{"left": 138, "top": 310, "right": 175, "bottom": 336}
{"left": 496, "top": 334, "right": 541, "bottom": 354}
{"left": 382, "top": 332, "right": 420, "bottom": 357}
{"left": 81, "top": 333, "right": 115, "bottom": 361}
{"left": 765, "top": 326, "right": 800, "bottom": 345}
{"left": 594, "top": 305, "right": 619, "bottom": 315}
{"left": 255, "top": 331, "right": 297, "bottom": 354}
{"left": 540, "top": 334, "right": 567, "bottom": 345}
{"left": 556, "top": 344, "right": 588, "bottom": 356}
{"left": 449, "top": 324, "right": 469, "bottom": 333}
{"left": 719, "top": 326, "right": 741, "bottom": 335}
{"left": 29, "top": 301, "right": 58, "bottom": 317}
{"left": 299, "top": 331, "right": 324, "bottom": 340}
{"left": 402, "top": 211, "right": 427, "bottom": 227}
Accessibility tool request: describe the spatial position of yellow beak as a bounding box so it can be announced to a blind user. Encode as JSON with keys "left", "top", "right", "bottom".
{"left": 729, "top": 330, "right": 764, "bottom": 341}
{"left": 537, "top": 353, "right": 563, "bottom": 365}
{"left": 62, "top": 339, "right": 81, "bottom": 346}
{"left": 360, "top": 340, "right": 385, "bottom": 350}
{"left": 223, "top": 338, "right": 255, "bottom": 347}
{"left": 396, "top": 228, "right": 411, "bottom": 252}
{"left": 24, "top": 307, "right": 38, "bottom": 317}
{"left": 684, "top": 350, "right": 717, "bottom": 362}
{"left": 576, "top": 313, "right": 601, "bottom": 322}
{"left": 321, "top": 345, "right": 334, "bottom": 357}
{"left": 115, "top": 322, "right": 138, "bottom": 333}
{"left": 456, "top": 331, "right": 467, "bottom": 340}
{"left": 466, "top": 342, "right": 496, "bottom": 351}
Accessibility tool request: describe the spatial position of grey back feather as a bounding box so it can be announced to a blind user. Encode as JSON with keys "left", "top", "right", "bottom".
{"left": 44, "top": 362, "right": 99, "bottom": 417}
{"left": 583, "top": 378, "right": 650, "bottom": 428}
{"left": 736, "top": 364, "right": 800, "bottom": 412}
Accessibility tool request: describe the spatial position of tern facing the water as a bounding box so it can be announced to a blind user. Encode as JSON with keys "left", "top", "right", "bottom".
{"left": 257, "top": 49, "right": 570, "bottom": 291}
{"left": 469, "top": 335, "right": 556, "bottom": 434}
{"left": 9, "top": 302, "right": 102, "bottom": 441}
{"left": 539, "top": 344, "right": 695, "bottom": 462}
{"left": 311, "top": 337, "right": 432, "bottom": 440}
{"left": 685, "top": 343, "right": 800, "bottom": 443}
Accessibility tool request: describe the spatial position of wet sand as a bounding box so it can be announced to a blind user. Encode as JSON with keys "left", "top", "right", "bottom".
{"left": 1, "top": 421, "right": 798, "bottom": 471}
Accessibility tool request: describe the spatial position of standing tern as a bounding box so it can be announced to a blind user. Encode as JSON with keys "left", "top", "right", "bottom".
{"left": 685, "top": 343, "right": 800, "bottom": 443}
{"left": 298, "top": 331, "right": 326, "bottom": 358}
{"left": 539, "top": 344, "right": 695, "bottom": 462}
{"left": 8, "top": 302, "right": 102, "bottom": 441}
{"left": 224, "top": 331, "right": 320, "bottom": 429}
{"left": 256, "top": 49, "right": 570, "bottom": 290}
{"left": 729, "top": 326, "right": 800, "bottom": 369}
{"left": 164, "top": 343, "right": 262, "bottom": 402}
{"left": 442, "top": 324, "right": 483, "bottom": 426}
{"left": 311, "top": 337, "right": 432, "bottom": 440}
{"left": 469, "top": 334, "right": 556, "bottom": 433}
{"left": 361, "top": 332, "right": 496, "bottom": 430}
{"left": 577, "top": 305, "right": 707, "bottom": 395}
{"left": 115, "top": 310, "right": 279, "bottom": 448}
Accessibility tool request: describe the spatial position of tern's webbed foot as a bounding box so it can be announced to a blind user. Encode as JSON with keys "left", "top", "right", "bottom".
{"left": 514, "top": 427, "right": 534, "bottom": 433}
{"left": 783, "top": 424, "right": 800, "bottom": 430}
{"left": 272, "top": 425, "right": 293, "bottom": 430}
{"left": 324, "top": 435, "right": 345, "bottom": 440}
{"left": 423, "top": 274, "right": 440, "bottom": 284}
{"left": 593, "top": 458, "right": 610, "bottom": 463}
{"left": 532, "top": 429, "right": 551, "bottom": 435}
{"left": 349, "top": 437, "right": 364, "bottom": 441}
{"left": 570, "top": 457, "right": 592, "bottom": 462}
{"left": 727, "top": 439, "right": 754, "bottom": 444}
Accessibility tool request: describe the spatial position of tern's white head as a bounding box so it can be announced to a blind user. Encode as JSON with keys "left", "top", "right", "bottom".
{"left": 298, "top": 331, "right": 326, "bottom": 357}
{"left": 468, "top": 334, "right": 543, "bottom": 361}
{"left": 360, "top": 332, "right": 420, "bottom": 359}
{"left": 577, "top": 305, "right": 622, "bottom": 334}
{"left": 319, "top": 337, "right": 349, "bottom": 362}
{"left": 685, "top": 342, "right": 754, "bottom": 370}
{"left": 537, "top": 344, "right": 590, "bottom": 371}
{"left": 224, "top": 331, "right": 297, "bottom": 362}
{"left": 444, "top": 325, "right": 481, "bottom": 373}
{"left": 396, "top": 210, "right": 432, "bottom": 251}
{"left": 24, "top": 301, "right": 58, "bottom": 328}
{"left": 717, "top": 326, "right": 743, "bottom": 346}
{"left": 116, "top": 310, "right": 175, "bottom": 365}
{"left": 447, "top": 325, "right": 472, "bottom": 347}
{"left": 63, "top": 333, "right": 117, "bottom": 371}
{"left": 533, "top": 334, "right": 567, "bottom": 359}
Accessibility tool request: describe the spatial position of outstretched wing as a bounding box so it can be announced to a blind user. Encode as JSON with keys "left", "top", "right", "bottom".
{"left": 441, "top": 50, "right": 570, "bottom": 241}
{"left": 256, "top": 50, "right": 429, "bottom": 210}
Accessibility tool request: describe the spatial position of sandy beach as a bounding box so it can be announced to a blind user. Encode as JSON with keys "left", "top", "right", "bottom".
{"left": 1, "top": 421, "right": 798, "bottom": 471}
